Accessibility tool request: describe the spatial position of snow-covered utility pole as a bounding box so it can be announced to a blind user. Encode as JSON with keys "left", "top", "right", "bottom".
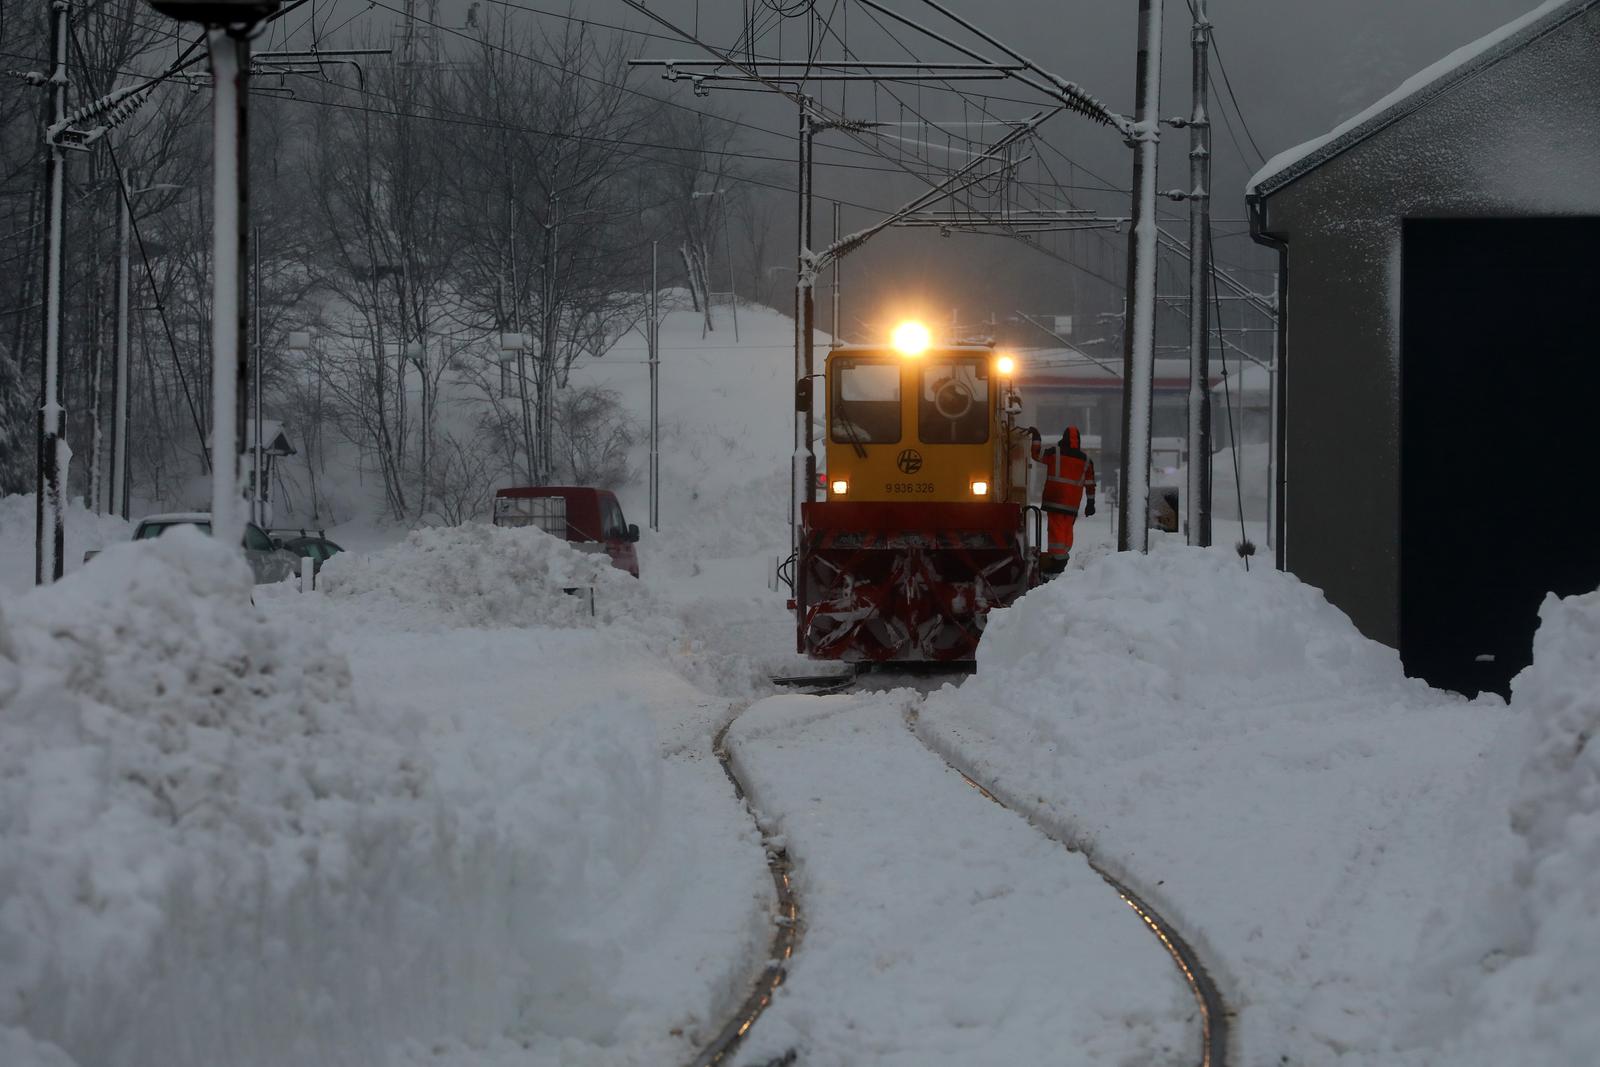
{"left": 112, "top": 169, "right": 133, "bottom": 521}
{"left": 1185, "top": 0, "right": 1212, "bottom": 547}
{"left": 253, "top": 224, "right": 264, "bottom": 527}
{"left": 831, "top": 201, "right": 841, "bottom": 347}
{"left": 144, "top": 0, "right": 279, "bottom": 550}
{"left": 1117, "top": 0, "right": 1164, "bottom": 554}
{"left": 649, "top": 241, "right": 659, "bottom": 532}
{"left": 35, "top": 0, "right": 70, "bottom": 585}
{"left": 207, "top": 28, "right": 247, "bottom": 549}
{"left": 792, "top": 102, "right": 815, "bottom": 563}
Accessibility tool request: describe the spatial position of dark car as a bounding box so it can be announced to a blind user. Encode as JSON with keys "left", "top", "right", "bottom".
{"left": 126, "top": 512, "right": 302, "bottom": 584}
{"left": 273, "top": 531, "right": 344, "bottom": 574}
{"left": 492, "top": 486, "right": 640, "bottom": 577}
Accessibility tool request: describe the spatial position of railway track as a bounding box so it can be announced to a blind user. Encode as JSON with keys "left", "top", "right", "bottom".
{"left": 695, "top": 680, "right": 1229, "bottom": 1066}
{"left": 684, "top": 715, "right": 802, "bottom": 1067}
{"left": 906, "top": 704, "right": 1232, "bottom": 1067}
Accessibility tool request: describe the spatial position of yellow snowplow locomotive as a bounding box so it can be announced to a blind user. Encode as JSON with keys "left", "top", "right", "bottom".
{"left": 796, "top": 324, "right": 1040, "bottom": 661}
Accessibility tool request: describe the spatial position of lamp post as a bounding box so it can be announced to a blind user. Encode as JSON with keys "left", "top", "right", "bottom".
{"left": 113, "top": 175, "right": 182, "bottom": 521}
{"left": 144, "top": 0, "right": 279, "bottom": 550}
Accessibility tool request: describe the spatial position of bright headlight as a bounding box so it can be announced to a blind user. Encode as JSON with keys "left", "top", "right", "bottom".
{"left": 891, "top": 320, "right": 931, "bottom": 356}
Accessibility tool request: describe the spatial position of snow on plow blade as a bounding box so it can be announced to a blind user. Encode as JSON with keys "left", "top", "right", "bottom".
{"left": 798, "top": 501, "right": 1037, "bottom": 663}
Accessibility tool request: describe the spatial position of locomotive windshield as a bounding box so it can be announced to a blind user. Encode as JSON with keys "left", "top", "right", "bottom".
{"left": 918, "top": 359, "right": 989, "bottom": 444}
{"left": 831, "top": 358, "right": 901, "bottom": 444}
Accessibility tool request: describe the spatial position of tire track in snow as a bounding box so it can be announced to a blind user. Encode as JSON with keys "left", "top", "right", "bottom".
{"left": 905, "top": 704, "right": 1232, "bottom": 1067}
{"left": 684, "top": 713, "right": 801, "bottom": 1067}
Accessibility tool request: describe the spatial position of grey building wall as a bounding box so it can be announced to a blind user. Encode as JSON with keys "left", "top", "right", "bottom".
{"left": 1253, "top": 4, "right": 1600, "bottom": 647}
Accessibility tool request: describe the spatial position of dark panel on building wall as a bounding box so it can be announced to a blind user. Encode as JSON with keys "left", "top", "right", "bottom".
{"left": 1401, "top": 217, "right": 1600, "bottom": 696}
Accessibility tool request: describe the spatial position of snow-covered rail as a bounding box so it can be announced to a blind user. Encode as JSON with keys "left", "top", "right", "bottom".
{"left": 906, "top": 706, "right": 1231, "bottom": 1067}
{"left": 688, "top": 717, "right": 802, "bottom": 1067}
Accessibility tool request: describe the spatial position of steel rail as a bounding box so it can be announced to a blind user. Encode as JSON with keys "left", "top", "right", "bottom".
{"left": 904, "top": 706, "right": 1232, "bottom": 1067}
{"left": 686, "top": 717, "right": 803, "bottom": 1067}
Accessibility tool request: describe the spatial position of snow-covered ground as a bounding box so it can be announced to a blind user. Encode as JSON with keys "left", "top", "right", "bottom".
{"left": 918, "top": 542, "right": 1598, "bottom": 1065}
{"left": 4, "top": 300, "right": 1597, "bottom": 1065}
{"left": 724, "top": 690, "right": 1193, "bottom": 1066}
{"left": 1, "top": 525, "right": 775, "bottom": 1067}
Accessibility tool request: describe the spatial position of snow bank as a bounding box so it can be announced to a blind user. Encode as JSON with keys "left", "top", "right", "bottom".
{"left": 0, "top": 493, "right": 131, "bottom": 593}
{"left": 309, "top": 522, "right": 774, "bottom": 697}
{"left": 0, "top": 529, "right": 677, "bottom": 1066}
{"left": 969, "top": 540, "right": 1410, "bottom": 713}
{"left": 919, "top": 543, "right": 1513, "bottom": 1064}
{"left": 318, "top": 521, "right": 646, "bottom": 629}
{"left": 1407, "top": 587, "right": 1600, "bottom": 1065}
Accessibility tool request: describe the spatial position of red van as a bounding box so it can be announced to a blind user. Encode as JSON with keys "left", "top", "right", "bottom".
{"left": 492, "top": 486, "right": 641, "bottom": 578}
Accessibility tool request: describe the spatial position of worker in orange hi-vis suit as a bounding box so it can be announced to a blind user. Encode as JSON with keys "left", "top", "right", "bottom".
{"left": 1029, "top": 425, "right": 1097, "bottom": 577}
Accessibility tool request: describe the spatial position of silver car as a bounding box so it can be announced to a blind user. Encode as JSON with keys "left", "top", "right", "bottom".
{"left": 129, "top": 512, "right": 302, "bottom": 584}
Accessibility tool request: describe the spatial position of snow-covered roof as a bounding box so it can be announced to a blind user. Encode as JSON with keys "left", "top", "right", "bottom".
{"left": 242, "top": 419, "right": 296, "bottom": 456}
{"left": 1247, "top": 0, "right": 1598, "bottom": 198}
{"left": 136, "top": 512, "right": 211, "bottom": 524}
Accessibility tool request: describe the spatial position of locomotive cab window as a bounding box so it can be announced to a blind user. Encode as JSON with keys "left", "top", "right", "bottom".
{"left": 919, "top": 359, "right": 988, "bottom": 444}
{"left": 831, "top": 358, "right": 901, "bottom": 444}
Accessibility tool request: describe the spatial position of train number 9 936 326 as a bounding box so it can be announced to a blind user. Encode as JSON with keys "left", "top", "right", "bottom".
{"left": 885, "top": 481, "right": 936, "bottom": 494}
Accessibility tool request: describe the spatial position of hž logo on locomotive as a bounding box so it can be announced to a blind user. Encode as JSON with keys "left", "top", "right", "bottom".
{"left": 896, "top": 448, "right": 924, "bottom": 474}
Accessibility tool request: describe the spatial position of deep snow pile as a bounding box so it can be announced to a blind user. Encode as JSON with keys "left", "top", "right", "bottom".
{"left": 309, "top": 521, "right": 778, "bottom": 696}
{"left": 1407, "top": 587, "right": 1600, "bottom": 1065}
{"left": 965, "top": 541, "right": 1414, "bottom": 711}
{"left": 918, "top": 544, "right": 1517, "bottom": 1065}
{"left": 0, "top": 529, "right": 710, "bottom": 1066}
{"left": 318, "top": 521, "right": 648, "bottom": 629}
{"left": 0, "top": 493, "right": 130, "bottom": 592}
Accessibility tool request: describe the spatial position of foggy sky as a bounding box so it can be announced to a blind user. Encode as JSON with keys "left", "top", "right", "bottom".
{"left": 610, "top": 0, "right": 1540, "bottom": 329}
{"left": 398, "top": 0, "right": 1544, "bottom": 328}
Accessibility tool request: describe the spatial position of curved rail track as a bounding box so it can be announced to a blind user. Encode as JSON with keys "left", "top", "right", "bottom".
{"left": 683, "top": 717, "right": 802, "bottom": 1067}
{"left": 905, "top": 705, "right": 1232, "bottom": 1067}
{"left": 693, "top": 680, "right": 1229, "bottom": 1067}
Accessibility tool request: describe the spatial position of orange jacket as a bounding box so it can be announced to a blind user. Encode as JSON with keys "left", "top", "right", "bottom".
{"left": 1031, "top": 427, "right": 1097, "bottom": 517}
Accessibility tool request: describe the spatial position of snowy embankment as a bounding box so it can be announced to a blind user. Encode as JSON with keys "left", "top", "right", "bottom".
{"left": 1405, "top": 586, "right": 1600, "bottom": 1065}
{"left": 919, "top": 544, "right": 1599, "bottom": 1065}
{"left": 723, "top": 691, "right": 1194, "bottom": 1066}
{"left": 0, "top": 493, "right": 129, "bottom": 593}
{"left": 2, "top": 524, "right": 773, "bottom": 1067}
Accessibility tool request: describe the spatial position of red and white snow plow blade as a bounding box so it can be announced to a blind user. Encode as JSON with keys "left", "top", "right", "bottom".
{"left": 797, "top": 501, "right": 1039, "bottom": 663}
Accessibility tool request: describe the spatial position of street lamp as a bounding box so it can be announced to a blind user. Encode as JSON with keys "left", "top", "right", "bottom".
{"left": 143, "top": 0, "right": 279, "bottom": 550}
{"left": 112, "top": 176, "right": 183, "bottom": 520}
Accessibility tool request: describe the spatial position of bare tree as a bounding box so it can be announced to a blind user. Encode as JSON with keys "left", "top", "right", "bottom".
{"left": 447, "top": 18, "right": 658, "bottom": 485}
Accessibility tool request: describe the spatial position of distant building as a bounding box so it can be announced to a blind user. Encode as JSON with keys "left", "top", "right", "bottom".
{"left": 1247, "top": 0, "right": 1600, "bottom": 695}
{"left": 1014, "top": 348, "right": 1201, "bottom": 487}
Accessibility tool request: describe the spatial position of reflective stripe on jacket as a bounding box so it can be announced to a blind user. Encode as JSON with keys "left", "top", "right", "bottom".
{"left": 1031, "top": 438, "right": 1096, "bottom": 517}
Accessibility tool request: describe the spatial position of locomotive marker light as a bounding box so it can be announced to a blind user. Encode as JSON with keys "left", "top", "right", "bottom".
{"left": 891, "top": 320, "right": 932, "bottom": 357}
{"left": 830, "top": 478, "right": 850, "bottom": 496}
{"left": 970, "top": 479, "right": 990, "bottom": 497}
{"left": 143, "top": 0, "right": 280, "bottom": 553}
